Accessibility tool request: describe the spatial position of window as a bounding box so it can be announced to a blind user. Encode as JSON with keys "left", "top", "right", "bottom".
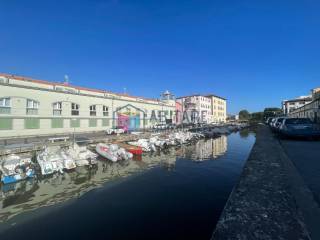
{"left": 0, "top": 98, "right": 10, "bottom": 107}
{"left": 70, "top": 119, "right": 80, "bottom": 128}
{"left": 90, "top": 105, "right": 96, "bottom": 116}
{"left": 89, "top": 119, "right": 97, "bottom": 127}
{"left": 102, "top": 118, "right": 109, "bottom": 126}
{"left": 53, "top": 102, "right": 62, "bottom": 116}
{"left": 71, "top": 103, "right": 79, "bottom": 115}
{"left": 103, "top": 106, "right": 109, "bottom": 116}
{"left": 0, "top": 77, "right": 9, "bottom": 84}
{"left": 0, "top": 118, "right": 12, "bottom": 130}
{"left": 25, "top": 118, "right": 40, "bottom": 129}
{"left": 26, "top": 99, "right": 39, "bottom": 115}
{"left": 52, "top": 118, "right": 63, "bottom": 128}
{"left": 0, "top": 98, "right": 11, "bottom": 114}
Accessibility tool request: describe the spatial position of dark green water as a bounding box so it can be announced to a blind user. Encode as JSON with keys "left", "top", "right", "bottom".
{"left": 0, "top": 130, "right": 255, "bottom": 240}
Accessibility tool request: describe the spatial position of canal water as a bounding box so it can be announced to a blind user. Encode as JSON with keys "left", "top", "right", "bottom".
{"left": 0, "top": 130, "right": 255, "bottom": 240}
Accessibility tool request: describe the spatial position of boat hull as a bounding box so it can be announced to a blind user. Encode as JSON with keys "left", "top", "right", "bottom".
{"left": 1, "top": 169, "right": 35, "bottom": 184}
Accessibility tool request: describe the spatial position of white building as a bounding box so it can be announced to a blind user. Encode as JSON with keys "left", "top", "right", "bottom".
{"left": 289, "top": 88, "right": 320, "bottom": 123}
{"left": 176, "top": 94, "right": 227, "bottom": 123}
{"left": 282, "top": 95, "right": 312, "bottom": 115}
{"left": 176, "top": 95, "right": 212, "bottom": 123}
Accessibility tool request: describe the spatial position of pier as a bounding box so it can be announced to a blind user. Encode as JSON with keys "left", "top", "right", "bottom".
{"left": 212, "top": 125, "right": 320, "bottom": 240}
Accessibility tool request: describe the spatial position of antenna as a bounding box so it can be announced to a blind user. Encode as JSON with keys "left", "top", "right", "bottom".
{"left": 64, "top": 75, "right": 69, "bottom": 85}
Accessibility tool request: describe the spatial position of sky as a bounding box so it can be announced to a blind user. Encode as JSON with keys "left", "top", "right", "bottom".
{"left": 0, "top": 0, "right": 320, "bottom": 114}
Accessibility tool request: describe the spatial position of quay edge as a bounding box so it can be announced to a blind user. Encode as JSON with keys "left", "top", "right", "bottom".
{"left": 212, "top": 125, "right": 320, "bottom": 240}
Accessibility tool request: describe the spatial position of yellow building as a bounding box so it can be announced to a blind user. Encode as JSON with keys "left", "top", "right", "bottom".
{"left": 206, "top": 94, "right": 227, "bottom": 123}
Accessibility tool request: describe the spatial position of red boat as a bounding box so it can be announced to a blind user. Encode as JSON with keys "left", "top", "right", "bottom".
{"left": 116, "top": 142, "right": 143, "bottom": 155}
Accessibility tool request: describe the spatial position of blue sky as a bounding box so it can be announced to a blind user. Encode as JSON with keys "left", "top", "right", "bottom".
{"left": 1, "top": 0, "right": 319, "bottom": 114}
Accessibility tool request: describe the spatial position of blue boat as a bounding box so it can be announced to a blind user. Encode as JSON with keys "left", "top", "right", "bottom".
{"left": 1, "top": 169, "right": 35, "bottom": 184}
{"left": 0, "top": 154, "right": 35, "bottom": 184}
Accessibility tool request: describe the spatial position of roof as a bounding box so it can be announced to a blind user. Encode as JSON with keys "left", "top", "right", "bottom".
{"left": 176, "top": 93, "right": 226, "bottom": 100}
{"left": 283, "top": 97, "right": 312, "bottom": 103}
{"left": 205, "top": 94, "right": 227, "bottom": 100}
{"left": 0, "top": 73, "right": 160, "bottom": 103}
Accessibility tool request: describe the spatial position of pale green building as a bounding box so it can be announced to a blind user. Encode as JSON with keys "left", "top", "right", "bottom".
{"left": 0, "top": 74, "right": 176, "bottom": 138}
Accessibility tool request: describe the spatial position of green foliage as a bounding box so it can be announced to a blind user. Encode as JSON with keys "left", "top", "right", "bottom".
{"left": 239, "top": 110, "right": 250, "bottom": 120}
{"left": 263, "top": 108, "right": 282, "bottom": 119}
{"left": 251, "top": 112, "right": 264, "bottom": 121}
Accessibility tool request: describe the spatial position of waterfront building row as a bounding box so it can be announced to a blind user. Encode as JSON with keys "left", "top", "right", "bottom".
{"left": 0, "top": 74, "right": 176, "bottom": 138}
{"left": 287, "top": 88, "right": 320, "bottom": 123}
{"left": 282, "top": 95, "right": 312, "bottom": 115}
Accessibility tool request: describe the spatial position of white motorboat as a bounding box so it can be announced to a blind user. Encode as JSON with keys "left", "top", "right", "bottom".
{"left": 60, "top": 151, "right": 77, "bottom": 170}
{"left": 128, "top": 139, "right": 156, "bottom": 152}
{"left": 37, "top": 146, "right": 64, "bottom": 175}
{"left": 96, "top": 143, "right": 133, "bottom": 162}
{"left": 0, "top": 154, "right": 35, "bottom": 184}
{"left": 96, "top": 143, "right": 118, "bottom": 162}
{"left": 67, "top": 143, "right": 97, "bottom": 166}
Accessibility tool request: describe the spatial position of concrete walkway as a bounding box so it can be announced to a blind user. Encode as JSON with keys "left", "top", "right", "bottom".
{"left": 212, "top": 125, "right": 320, "bottom": 240}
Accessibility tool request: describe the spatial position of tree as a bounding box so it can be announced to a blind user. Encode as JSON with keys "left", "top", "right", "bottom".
{"left": 239, "top": 110, "right": 251, "bottom": 120}
{"left": 251, "top": 112, "right": 264, "bottom": 122}
{"left": 263, "top": 108, "right": 282, "bottom": 119}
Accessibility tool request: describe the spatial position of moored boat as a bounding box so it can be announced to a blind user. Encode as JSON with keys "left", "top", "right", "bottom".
{"left": 37, "top": 146, "right": 64, "bottom": 175}
{"left": 96, "top": 143, "right": 118, "bottom": 162}
{"left": 0, "top": 154, "right": 35, "bottom": 184}
{"left": 96, "top": 143, "right": 133, "bottom": 162}
{"left": 116, "top": 142, "right": 143, "bottom": 155}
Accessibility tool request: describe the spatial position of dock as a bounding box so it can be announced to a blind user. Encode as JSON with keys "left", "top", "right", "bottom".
{"left": 212, "top": 125, "right": 320, "bottom": 240}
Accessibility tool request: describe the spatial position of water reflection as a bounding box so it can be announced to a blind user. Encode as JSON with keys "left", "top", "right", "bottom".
{"left": 178, "top": 135, "right": 227, "bottom": 161}
{"left": 0, "top": 135, "right": 228, "bottom": 222}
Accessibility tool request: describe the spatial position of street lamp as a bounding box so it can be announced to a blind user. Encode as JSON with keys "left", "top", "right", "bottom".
{"left": 71, "top": 118, "right": 76, "bottom": 149}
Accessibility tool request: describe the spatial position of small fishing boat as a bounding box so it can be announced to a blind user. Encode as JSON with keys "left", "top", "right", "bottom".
{"left": 37, "top": 146, "right": 64, "bottom": 175}
{"left": 128, "top": 139, "right": 155, "bottom": 152}
{"left": 96, "top": 143, "right": 133, "bottom": 162}
{"left": 0, "top": 154, "right": 35, "bottom": 184}
{"left": 67, "top": 143, "right": 97, "bottom": 166}
{"left": 60, "top": 151, "right": 77, "bottom": 170}
{"left": 96, "top": 143, "right": 118, "bottom": 162}
{"left": 116, "top": 142, "right": 143, "bottom": 155}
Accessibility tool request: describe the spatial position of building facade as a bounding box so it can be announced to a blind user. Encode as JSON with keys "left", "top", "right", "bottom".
{"left": 0, "top": 74, "right": 176, "bottom": 138}
{"left": 206, "top": 94, "right": 227, "bottom": 123}
{"left": 289, "top": 88, "right": 320, "bottom": 123}
{"left": 282, "top": 96, "right": 312, "bottom": 115}
{"left": 176, "top": 94, "right": 227, "bottom": 124}
{"left": 176, "top": 95, "right": 212, "bottom": 123}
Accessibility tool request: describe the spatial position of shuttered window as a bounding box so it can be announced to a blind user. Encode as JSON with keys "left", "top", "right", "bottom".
{"left": 0, "top": 118, "right": 12, "bottom": 130}
{"left": 0, "top": 98, "right": 11, "bottom": 114}
{"left": 89, "top": 119, "right": 97, "bottom": 127}
{"left": 102, "top": 118, "right": 109, "bottom": 126}
{"left": 52, "top": 118, "right": 64, "bottom": 128}
{"left": 25, "top": 118, "right": 40, "bottom": 129}
{"left": 70, "top": 119, "right": 80, "bottom": 128}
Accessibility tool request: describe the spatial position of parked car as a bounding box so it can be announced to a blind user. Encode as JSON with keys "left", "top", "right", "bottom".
{"left": 271, "top": 117, "right": 287, "bottom": 132}
{"left": 269, "top": 118, "right": 277, "bottom": 128}
{"left": 153, "top": 124, "right": 167, "bottom": 130}
{"left": 105, "top": 126, "right": 127, "bottom": 135}
{"left": 279, "top": 118, "right": 320, "bottom": 138}
{"left": 265, "top": 117, "right": 273, "bottom": 125}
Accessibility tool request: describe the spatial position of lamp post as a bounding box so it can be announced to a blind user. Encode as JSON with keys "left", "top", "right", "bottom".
{"left": 72, "top": 118, "right": 76, "bottom": 149}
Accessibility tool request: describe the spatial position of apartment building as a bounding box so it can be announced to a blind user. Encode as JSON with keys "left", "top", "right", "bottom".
{"left": 176, "top": 93, "right": 227, "bottom": 123}
{"left": 282, "top": 96, "right": 312, "bottom": 115}
{"left": 206, "top": 94, "right": 227, "bottom": 123}
{"left": 289, "top": 88, "right": 320, "bottom": 123}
